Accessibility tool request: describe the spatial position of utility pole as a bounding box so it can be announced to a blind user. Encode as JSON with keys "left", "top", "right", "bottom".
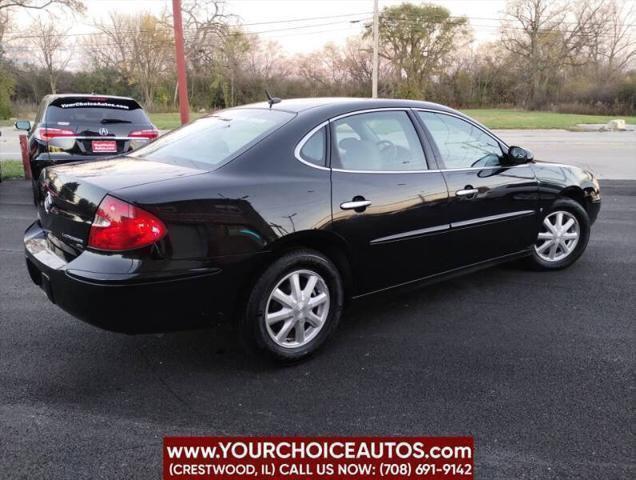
{"left": 371, "top": 0, "right": 379, "bottom": 98}
{"left": 172, "top": 0, "right": 190, "bottom": 124}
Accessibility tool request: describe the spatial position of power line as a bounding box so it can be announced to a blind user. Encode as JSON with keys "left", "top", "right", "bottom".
{"left": 4, "top": 9, "right": 633, "bottom": 43}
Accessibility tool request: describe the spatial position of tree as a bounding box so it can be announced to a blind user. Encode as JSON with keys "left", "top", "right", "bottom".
{"left": 0, "top": 9, "right": 12, "bottom": 118}
{"left": 0, "top": 8, "right": 8, "bottom": 48}
{"left": 368, "top": 3, "right": 470, "bottom": 99}
{"left": 156, "top": 0, "right": 240, "bottom": 107}
{"left": 213, "top": 27, "right": 251, "bottom": 107}
{"left": 86, "top": 12, "right": 174, "bottom": 108}
{"left": 295, "top": 43, "right": 349, "bottom": 94}
{"left": 501, "top": 0, "right": 607, "bottom": 109}
{"left": 0, "top": 64, "right": 13, "bottom": 118}
{"left": 29, "top": 18, "right": 73, "bottom": 94}
{"left": 177, "top": 0, "right": 231, "bottom": 71}
{"left": 0, "top": 0, "right": 83, "bottom": 11}
{"left": 586, "top": 0, "right": 635, "bottom": 82}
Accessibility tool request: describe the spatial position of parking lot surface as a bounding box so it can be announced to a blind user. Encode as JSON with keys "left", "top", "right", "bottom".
{"left": 0, "top": 179, "right": 634, "bottom": 479}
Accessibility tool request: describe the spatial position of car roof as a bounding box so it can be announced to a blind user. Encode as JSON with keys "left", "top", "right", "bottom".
{"left": 44, "top": 93, "right": 139, "bottom": 103}
{"left": 235, "top": 97, "right": 459, "bottom": 116}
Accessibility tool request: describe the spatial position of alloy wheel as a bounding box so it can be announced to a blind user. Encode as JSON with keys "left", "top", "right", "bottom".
{"left": 535, "top": 210, "right": 580, "bottom": 262}
{"left": 265, "top": 269, "right": 330, "bottom": 348}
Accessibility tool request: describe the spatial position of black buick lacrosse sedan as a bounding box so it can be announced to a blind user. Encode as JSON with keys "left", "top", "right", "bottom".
{"left": 25, "top": 98, "right": 601, "bottom": 361}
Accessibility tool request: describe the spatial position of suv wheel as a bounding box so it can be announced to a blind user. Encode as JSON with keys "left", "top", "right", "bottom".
{"left": 240, "top": 249, "right": 344, "bottom": 362}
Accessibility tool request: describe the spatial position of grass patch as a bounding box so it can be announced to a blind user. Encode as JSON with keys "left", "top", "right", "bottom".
{"left": 148, "top": 112, "right": 205, "bottom": 130}
{"left": 1, "top": 160, "right": 25, "bottom": 180}
{"left": 460, "top": 108, "right": 636, "bottom": 129}
{"left": 5, "top": 108, "right": 635, "bottom": 130}
{"left": 151, "top": 109, "right": 636, "bottom": 130}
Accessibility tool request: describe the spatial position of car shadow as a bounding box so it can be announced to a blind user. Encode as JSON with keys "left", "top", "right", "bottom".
{"left": 25, "top": 261, "right": 530, "bottom": 429}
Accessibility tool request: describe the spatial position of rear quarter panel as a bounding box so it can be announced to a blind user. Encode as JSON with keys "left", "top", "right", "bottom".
{"left": 113, "top": 122, "right": 333, "bottom": 280}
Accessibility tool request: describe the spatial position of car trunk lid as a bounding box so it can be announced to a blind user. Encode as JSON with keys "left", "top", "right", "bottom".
{"left": 38, "top": 157, "right": 204, "bottom": 254}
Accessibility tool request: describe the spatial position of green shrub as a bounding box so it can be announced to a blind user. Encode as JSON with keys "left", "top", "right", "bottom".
{"left": 0, "top": 69, "right": 14, "bottom": 119}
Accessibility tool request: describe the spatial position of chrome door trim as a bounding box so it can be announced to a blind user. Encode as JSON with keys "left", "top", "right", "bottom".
{"left": 74, "top": 136, "right": 140, "bottom": 141}
{"left": 369, "top": 210, "right": 536, "bottom": 245}
{"left": 451, "top": 210, "right": 535, "bottom": 228}
{"left": 293, "top": 107, "right": 530, "bottom": 174}
{"left": 370, "top": 224, "right": 450, "bottom": 245}
{"left": 49, "top": 136, "right": 142, "bottom": 141}
{"left": 328, "top": 164, "right": 530, "bottom": 174}
{"left": 294, "top": 107, "right": 434, "bottom": 173}
{"left": 293, "top": 121, "right": 331, "bottom": 171}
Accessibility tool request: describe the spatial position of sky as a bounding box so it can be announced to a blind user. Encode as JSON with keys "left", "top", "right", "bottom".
{"left": 11, "top": 0, "right": 510, "bottom": 54}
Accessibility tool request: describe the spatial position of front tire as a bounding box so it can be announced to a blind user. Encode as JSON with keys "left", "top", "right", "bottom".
{"left": 240, "top": 249, "right": 344, "bottom": 362}
{"left": 528, "top": 198, "right": 590, "bottom": 270}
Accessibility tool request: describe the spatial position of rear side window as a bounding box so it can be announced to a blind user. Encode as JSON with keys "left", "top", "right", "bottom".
{"left": 298, "top": 127, "right": 326, "bottom": 166}
{"left": 131, "top": 108, "right": 294, "bottom": 169}
{"left": 45, "top": 97, "right": 150, "bottom": 125}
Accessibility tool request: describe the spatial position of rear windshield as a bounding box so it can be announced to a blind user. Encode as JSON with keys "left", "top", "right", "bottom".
{"left": 130, "top": 108, "right": 294, "bottom": 169}
{"left": 45, "top": 97, "right": 150, "bottom": 125}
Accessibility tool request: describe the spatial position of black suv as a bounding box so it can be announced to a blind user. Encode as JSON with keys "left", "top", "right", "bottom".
{"left": 15, "top": 94, "right": 158, "bottom": 197}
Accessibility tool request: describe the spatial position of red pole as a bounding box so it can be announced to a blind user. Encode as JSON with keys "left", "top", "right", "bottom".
{"left": 172, "top": 0, "right": 190, "bottom": 125}
{"left": 19, "top": 134, "right": 32, "bottom": 180}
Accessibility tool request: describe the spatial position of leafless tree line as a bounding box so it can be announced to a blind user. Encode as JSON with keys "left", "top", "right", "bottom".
{"left": 2, "top": 0, "right": 634, "bottom": 114}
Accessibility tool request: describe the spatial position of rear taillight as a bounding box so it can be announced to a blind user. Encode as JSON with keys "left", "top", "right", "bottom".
{"left": 35, "top": 127, "right": 75, "bottom": 141}
{"left": 88, "top": 195, "right": 167, "bottom": 251}
{"left": 129, "top": 128, "right": 159, "bottom": 140}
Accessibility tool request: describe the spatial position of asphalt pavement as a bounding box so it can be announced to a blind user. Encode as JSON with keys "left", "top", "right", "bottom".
{"left": 0, "top": 179, "right": 634, "bottom": 479}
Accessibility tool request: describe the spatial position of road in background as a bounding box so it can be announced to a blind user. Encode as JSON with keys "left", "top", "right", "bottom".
{"left": 495, "top": 129, "right": 635, "bottom": 180}
{"left": 0, "top": 179, "right": 634, "bottom": 479}
{"left": 2, "top": 125, "right": 635, "bottom": 179}
{"left": 0, "top": 126, "right": 21, "bottom": 160}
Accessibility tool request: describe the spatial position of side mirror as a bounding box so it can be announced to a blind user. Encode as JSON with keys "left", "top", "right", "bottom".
{"left": 508, "top": 145, "right": 533, "bottom": 164}
{"left": 15, "top": 120, "right": 31, "bottom": 131}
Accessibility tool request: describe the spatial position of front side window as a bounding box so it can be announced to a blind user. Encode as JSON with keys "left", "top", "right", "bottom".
{"left": 131, "top": 108, "right": 294, "bottom": 169}
{"left": 331, "top": 111, "right": 427, "bottom": 171}
{"left": 417, "top": 111, "right": 504, "bottom": 169}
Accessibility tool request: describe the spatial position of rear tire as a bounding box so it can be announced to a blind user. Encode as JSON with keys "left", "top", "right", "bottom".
{"left": 527, "top": 198, "right": 590, "bottom": 270}
{"left": 240, "top": 249, "right": 344, "bottom": 363}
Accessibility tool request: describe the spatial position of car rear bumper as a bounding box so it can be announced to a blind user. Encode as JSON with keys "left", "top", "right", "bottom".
{"left": 24, "top": 222, "right": 240, "bottom": 334}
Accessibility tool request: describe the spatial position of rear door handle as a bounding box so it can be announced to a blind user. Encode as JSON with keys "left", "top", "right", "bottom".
{"left": 456, "top": 188, "right": 479, "bottom": 197}
{"left": 340, "top": 200, "right": 372, "bottom": 211}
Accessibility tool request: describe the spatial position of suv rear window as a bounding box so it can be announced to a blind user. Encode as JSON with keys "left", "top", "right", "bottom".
{"left": 130, "top": 108, "right": 294, "bottom": 169}
{"left": 45, "top": 97, "right": 150, "bottom": 124}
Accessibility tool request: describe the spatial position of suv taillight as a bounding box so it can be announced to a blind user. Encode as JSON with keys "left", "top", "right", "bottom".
{"left": 129, "top": 128, "right": 159, "bottom": 140}
{"left": 88, "top": 195, "right": 167, "bottom": 251}
{"left": 35, "top": 127, "right": 75, "bottom": 140}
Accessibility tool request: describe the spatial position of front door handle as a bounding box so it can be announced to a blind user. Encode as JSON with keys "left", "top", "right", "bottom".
{"left": 456, "top": 187, "right": 479, "bottom": 198}
{"left": 340, "top": 199, "right": 372, "bottom": 211}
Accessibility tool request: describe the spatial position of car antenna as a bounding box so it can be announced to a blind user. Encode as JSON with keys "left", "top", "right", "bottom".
{"left": 265, "top": 90, "right": 281, "bottom": 109}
